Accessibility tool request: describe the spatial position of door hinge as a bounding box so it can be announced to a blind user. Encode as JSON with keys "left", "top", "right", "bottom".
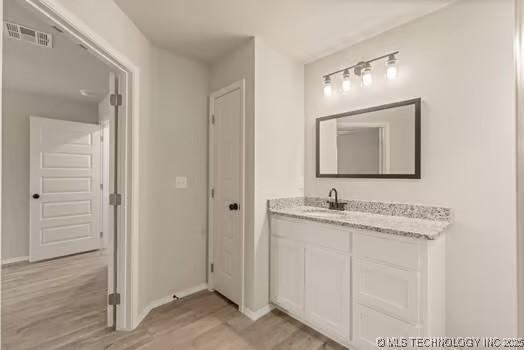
{"left": 108, "top": 293, "right": 121, "bottom": 306}
{"left": 211, "top": 114, "right": 215, "bottom": 124}
{"left": 100, "top": 135, "right": 104, "bottom": 143}
{"left": 110, "top": 93, "right": 123, "bottom": 107}
{"left": 100, "top": 183, "right": 103, "bottom": 190}
{"left": 100, "top": 231, "right": 103, "bottom": 238}
{"left": 109, "top": 193, "right": 122, "bottom": 206}
{"left": 210, "top": 263, "right": 214, "bottom": 273}
{"left": 210, "top": 188, "right": 214, "bottom": 198}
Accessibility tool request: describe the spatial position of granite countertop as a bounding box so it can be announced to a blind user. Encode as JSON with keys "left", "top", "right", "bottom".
{"left": 268, "top": 197, "right": 452, "bottom": 240}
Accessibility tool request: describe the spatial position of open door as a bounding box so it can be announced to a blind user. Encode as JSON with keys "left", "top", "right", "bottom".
{"left": 29, "top": 117, "right": 101, "bottom": 262}
{"left": 104, "top": 71, "right": 124, "bottom": 329}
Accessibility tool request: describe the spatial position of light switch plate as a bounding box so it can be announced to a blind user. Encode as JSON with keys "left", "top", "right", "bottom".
{"left": 175, "top": 176, "right": 188, "bottom": 189}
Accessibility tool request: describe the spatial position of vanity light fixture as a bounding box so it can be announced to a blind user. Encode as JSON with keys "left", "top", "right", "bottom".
{"left": 323, "top": 76, "right": 333, "bottom": 97}
{"left": 342, "top": 69, "right": 351, "bottom": 92}
{"left": 321, "top": 51, "right": 399, "bottom": 96}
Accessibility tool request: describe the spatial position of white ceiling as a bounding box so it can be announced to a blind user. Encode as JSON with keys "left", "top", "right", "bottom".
{"left": 3, "top": 0, "right": 113, "bottom": 103}
{"left": 115, "top": 0, "right": 452, "bottom": 64}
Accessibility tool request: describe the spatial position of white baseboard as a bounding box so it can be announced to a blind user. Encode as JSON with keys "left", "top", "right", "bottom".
{"left": 2, "top": 256, "right": 29, "bottom": 265}
{"left": 242, "top": 304, "right": 274, "bottom": 321}
{"left": 175, "top": 283, "right": 208, "bottom": 299}
{"left": 135, "top": 283, "right": 208, "bottom": 328}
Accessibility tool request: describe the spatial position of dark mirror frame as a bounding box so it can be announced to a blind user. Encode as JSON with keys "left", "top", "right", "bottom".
{"left": 316, "top": 98, "right": 421, "bottom": 179}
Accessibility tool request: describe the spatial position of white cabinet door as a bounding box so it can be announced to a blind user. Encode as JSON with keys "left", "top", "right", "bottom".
{"left": 305, "top": 245, "right": 350, "bottom": 342}
{"left": 271, "top": 236, "right": 305, "bottom": 317}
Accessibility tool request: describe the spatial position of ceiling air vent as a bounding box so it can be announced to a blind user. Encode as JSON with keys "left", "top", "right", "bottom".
{"left": 3, "top": 21, "right": 53, "bottom": 48}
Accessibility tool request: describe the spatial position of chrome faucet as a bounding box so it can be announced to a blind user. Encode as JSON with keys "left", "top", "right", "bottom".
{"left": 327, "top": 188, "right": 346, "bottom": 211}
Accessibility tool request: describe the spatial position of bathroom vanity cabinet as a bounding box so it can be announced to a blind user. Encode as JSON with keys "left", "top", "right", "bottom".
{"left": 270, "top": 215, "right": 446, "bottom": 349}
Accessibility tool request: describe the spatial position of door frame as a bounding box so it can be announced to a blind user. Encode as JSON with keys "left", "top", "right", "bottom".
{"left": 100, "top": 119, "right": 110, "bottom": 250}
{"left": 208, "top": 79, "right": 246, "bottom": 313}
{"left": 14, "top": 0, "right": 141, "bottom": 330}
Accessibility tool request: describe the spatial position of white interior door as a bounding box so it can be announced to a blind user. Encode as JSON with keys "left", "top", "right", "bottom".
{"left": 211, "top": 82, "right": 244, "bottom": 306}
{"left": 30, "top": 117, "right": 101, "bottom": 262}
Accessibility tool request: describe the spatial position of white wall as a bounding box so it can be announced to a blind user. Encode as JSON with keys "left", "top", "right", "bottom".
{"left": 253, "top": 38, "right": 304, "bottom": 310}
{"left": 139, "top": 46, "right": 209, "bottom": 307}
{"left": 519, "top": 1, "right": 524, "bottom": 337}
{"left": 305, "top": 0, "right": 517, "bottom": 336}
{"left": 2, "top": 89, "right": 99, "bottom": 260}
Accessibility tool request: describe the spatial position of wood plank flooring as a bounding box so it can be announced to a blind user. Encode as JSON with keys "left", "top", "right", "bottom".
{"left": 2, "top": 251, "right": 345, "bottom": 350}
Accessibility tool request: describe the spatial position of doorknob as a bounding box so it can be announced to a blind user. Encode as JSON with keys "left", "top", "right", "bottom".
{"left": 32, "top": 194, "right": 40, "bottom": 199}
{"left": 229, "top": 203, "right": 239, "bottom": 211}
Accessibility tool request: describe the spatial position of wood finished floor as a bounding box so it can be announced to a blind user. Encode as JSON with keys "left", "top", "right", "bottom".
{"left": 2, "top": 251, "right": 346, "bottom": 350}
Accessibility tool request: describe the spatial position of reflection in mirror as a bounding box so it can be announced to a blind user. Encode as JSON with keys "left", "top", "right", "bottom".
{"left": 317, "top": 99, "right": 420, "bottom": 178}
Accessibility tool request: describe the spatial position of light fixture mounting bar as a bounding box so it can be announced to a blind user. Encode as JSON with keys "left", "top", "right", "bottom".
{"left": 322, "top": 50, "right": 399, "bottom": 79}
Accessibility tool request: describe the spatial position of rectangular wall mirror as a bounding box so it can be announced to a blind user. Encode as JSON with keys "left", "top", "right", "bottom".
{"left": 316, "top": 98, "right": 421, "bottom": 179}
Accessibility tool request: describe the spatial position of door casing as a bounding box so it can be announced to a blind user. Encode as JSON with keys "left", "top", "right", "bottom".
{"left": 208, "top": 79, "right": 246, "bottom": 313}
{"left": 17, "top": 0, "right": 138, "bottom": 331}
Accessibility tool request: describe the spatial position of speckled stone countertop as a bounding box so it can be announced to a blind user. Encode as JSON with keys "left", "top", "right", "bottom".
{"left": 268, "top": 197, "right": 452, "bottom": 240}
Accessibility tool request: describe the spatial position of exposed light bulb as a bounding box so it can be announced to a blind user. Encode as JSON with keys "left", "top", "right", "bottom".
{"left": 386, "top": 66, "right": 398, "bottom": 80}
{"left": 386, "top": 54, "right": 398, "bottom": 80}
{"left": 323, "top": 84, "right": 332, "bottom": 97}
{"left": 362, "top": 66, "right": 373, "bottom": 87}
{"left": 342, "top": 70, "right": 351, "bottom": 92}
{"left": 323, "top": 76, "right": 332, "bottom": 97}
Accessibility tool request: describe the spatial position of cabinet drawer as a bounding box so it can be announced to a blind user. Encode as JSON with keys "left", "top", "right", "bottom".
{"left": 354, "top": 259, "right": 420, "bottom": 324}
{"left": 352, "top": 304, "right": 421, "bottom": 350}
{"left": 354, "top": 233, "right": 421, "bottom": 270}
{"left": 271, "top": 216, "right": 351, "bottom": 252}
